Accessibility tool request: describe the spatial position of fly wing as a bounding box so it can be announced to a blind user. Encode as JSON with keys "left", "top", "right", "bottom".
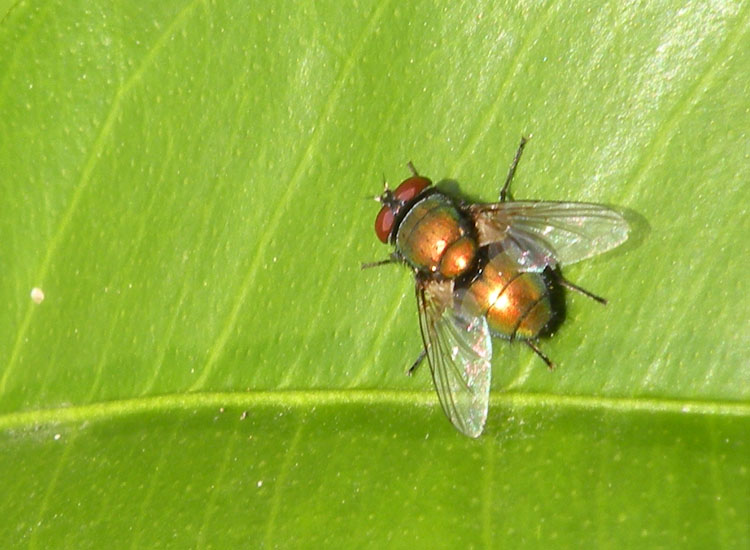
{"left": 470, "top": 201, "right": 630, "bottom": 271}
{"left": 416, "top": 278, "right": 492, "bottom": 438}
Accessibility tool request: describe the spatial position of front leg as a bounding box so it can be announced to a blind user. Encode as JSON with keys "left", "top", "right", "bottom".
{"left": 361, "top": 251, "right": 403, "bottom": 270}
{"left": 499, "top": 136, "right": 529, "bottom": 202}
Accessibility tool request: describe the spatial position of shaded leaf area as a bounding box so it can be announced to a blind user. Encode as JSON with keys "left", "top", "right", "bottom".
{"left": 0, "top": 399, "right": 747, "bottom": 549}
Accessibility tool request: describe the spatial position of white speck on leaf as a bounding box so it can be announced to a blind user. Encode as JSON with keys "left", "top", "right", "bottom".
{"left": 30, "top": 287, "right": 45, "bottom": 304}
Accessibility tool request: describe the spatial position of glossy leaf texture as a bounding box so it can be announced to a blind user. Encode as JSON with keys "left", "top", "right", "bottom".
{"left": 1, "top": 1, "right": 748, "bottom": 548}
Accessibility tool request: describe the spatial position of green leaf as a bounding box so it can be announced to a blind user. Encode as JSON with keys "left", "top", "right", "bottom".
{"left": 1, "top": 1, "right": 748, "bottom": 548}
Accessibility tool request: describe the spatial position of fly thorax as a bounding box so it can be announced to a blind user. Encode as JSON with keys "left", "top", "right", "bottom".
{"left": 395, "top": 194, "right": 477, "bottom": 277}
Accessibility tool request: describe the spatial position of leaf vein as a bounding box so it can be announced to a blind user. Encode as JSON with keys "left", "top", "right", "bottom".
{"left": 0, "top": 0, "right": 205, "bottom": 394}
{"left": 189, "top": 0, "right": 395, "bottom": 389}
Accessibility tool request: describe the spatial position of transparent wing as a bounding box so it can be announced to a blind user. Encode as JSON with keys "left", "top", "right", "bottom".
{"left": 470, "top": 201, "right": 630, "bottom": 271}
{"left": 416, "top": 278, "right": 492, "bottom": 438}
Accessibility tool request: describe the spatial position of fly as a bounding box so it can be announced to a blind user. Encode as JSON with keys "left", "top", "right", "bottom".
{"left": 364, "top": 138, "right": 630, "bottom": 437}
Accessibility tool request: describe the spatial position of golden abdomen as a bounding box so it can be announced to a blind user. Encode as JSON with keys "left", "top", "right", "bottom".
{"left": 464, "top": 253, "right": 552, "bottom": 340}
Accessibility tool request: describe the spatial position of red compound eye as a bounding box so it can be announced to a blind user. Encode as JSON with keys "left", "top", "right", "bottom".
{"left": 373, "top": 175, "right": 431, "bottom": 243}
{"left": 393, "top": 176, "right": 431, "bottom": 202}
{"left": 375, "top": 205, "right": 394, "bottom": 243}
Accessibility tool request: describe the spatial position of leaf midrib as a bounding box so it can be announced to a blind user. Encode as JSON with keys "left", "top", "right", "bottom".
{"left": 0, "top": 390, "right": 746, "bottom": 431}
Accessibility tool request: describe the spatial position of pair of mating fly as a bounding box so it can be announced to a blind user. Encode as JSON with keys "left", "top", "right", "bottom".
{"left": 363, "top": 138, "right": 629, "bottom": 437}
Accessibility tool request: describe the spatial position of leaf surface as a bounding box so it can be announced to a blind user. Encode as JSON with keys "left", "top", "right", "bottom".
{"left": 1, "top": 1, "right": 748, "bottom": 547}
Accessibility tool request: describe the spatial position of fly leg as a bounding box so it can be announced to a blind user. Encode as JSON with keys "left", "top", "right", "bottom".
{"left": 559, "top": 277, "right": 607, "bottom": 305}
{"left": 361, "top": 258, "right": 397, "bottom": 269}
{"left": 499, "top": 136, "right": 529, "bottom": 202}
{"left": 525, "top": 339, "right": 554, "bottom": 370}
{"left": 407, "top": 349, "right": 427, "bottom": 376}
{"left": 361, "top": 251, "right": 402, "bottom": 270}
